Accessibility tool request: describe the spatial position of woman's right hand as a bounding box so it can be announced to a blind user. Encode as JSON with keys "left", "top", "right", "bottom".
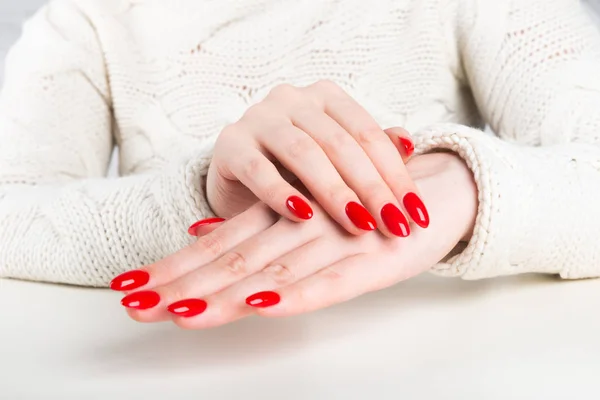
{"left": 206, "top": 80, "right": 429, "bottom": 238}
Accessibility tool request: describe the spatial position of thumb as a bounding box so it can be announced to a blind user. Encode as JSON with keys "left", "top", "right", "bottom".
{"left": 384, "top": 127, "right": 414, "bottom": 162}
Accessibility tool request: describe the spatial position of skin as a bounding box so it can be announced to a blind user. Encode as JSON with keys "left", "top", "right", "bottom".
{"left": 206, "top": 80, "right": 421, "bottom": 238}
{"left": 125, "top": 152, "right": 478, "bottom": 329}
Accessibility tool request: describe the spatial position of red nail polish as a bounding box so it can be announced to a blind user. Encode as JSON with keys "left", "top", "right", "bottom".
{"left": 121, "top": 291, "right": 160, "bottom": 310}
{"left": 380, "top": 203, "right": 411, "bottom": 237}
{"left": 187, "top": 217, "right": 225, "bottom": 236}
{"left": 399, "top": 137, "right": 414, "bottom": 157}
{"left": 167, "top": 299, "right": 208, "bottom": 318}
{"left": 345, "top": 202, "right": 377, "bottom": 231}
{"left": 286, "top": 196, "right": 313, "bottom": 220}
{"left": 246, "top": 291, "right": 281, "bottom": 308}
{"left": 403, "top": 192, "right": 430, "bottom": 228}
{"left": 110, "top": 270, "right": 150, "bottom": 291}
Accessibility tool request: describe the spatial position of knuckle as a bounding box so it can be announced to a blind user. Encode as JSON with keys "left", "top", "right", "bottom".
{"left": 219, "top": 124, "right": 239, "bottom": 141}
{"left": 221, "top": 251, "right": 248, "bottom": 276}
{"left": 260, "top": 183, "right": 284, "bottom": 202}
{"left": 242, "top": 105, "right": 289, "bottom": 130}
{"left": 192, "top": 233, "right": 223, "bottom": 257}
{"left": 242, "top": 102, "right": 271, "bottom": 120}
{"left": 321, "top": 129, "right": 352, "bottom": 153}
{"left": 262, "top": 264, "right": 296, "bottom": 286}
{"left": 241, "top": 155, "right": 267, "bottom": 178}
{"left": 269, "top": 83, "right": 298, "bottom": 99}
{"left": 355, "top": 126, "right": 386, "bottom": 146}
{"left": 285, "top": 135, "right": 317, "bottom": 160}
{"left": 318, "top": 265, "right": 344, "bottom": 281}
{"left": 311, "top": 79, "right": 340, "bottom": 92}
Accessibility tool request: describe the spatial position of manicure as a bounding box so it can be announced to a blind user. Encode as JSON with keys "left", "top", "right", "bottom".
{"left": 403, "top": 192, "right": 430, "bottom": 228}
{"left": 167, "top": 299, "right": 208, "bottom": 318}
{"left": 121, "top": 291, "right": 161, "bottom": 310}
{"left": 345, "top": 201, "right": 377, "bottom": 231}
{"left": 380, "top": 203, "right": 410, "bottom": 237}
{"left": 187, "top": 217, "right": 225, "bottom": 236}
{"left": 110, "top": 270, "right": 150, "bottom": 291}
{"left": 246, "top": 291, "right": 281, "bottom": 308}
{"left": 286, "top": 196, "right": 314, "bottom": 220}
{"left": 399, "top": 137, "right": 414, "bottom": 157}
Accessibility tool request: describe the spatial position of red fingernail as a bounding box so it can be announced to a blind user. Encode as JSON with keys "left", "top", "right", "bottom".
{"left": 187, "top": 217, "right": 225, "bottom": 236}
{"left": 345, "top": 202, "right": 377, "bottom": 231}
{"left": 380, "top": 203, "right": 411, "bottom": 237}
{"left": 403, "top": 192, "right": 430, "bottom": 228}
{"left": 246, "top": 291, "right": 281, "bottom": 308}
{"left": 399, "top": 137, "right": 414, "bottom": 157}
{"left": 167, "top": 299, "right": 208, "bottom": 318}
{"left": 121, "top": 291, "right": 160, "bottom": 310}
{"left": 286, "top": 196, "right": 313, "bottom": 220}
{"left": 110, "top": 270, "right": 150, "bottom": 291}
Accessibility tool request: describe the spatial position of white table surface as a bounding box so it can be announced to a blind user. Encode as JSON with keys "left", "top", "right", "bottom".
{"left": 2, "top": 274, "right": 600, "bottom": 399}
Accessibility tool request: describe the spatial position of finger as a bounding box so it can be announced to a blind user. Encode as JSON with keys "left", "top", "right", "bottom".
{"left": 187, "top": 218, "right": 225, "bottom": 237}
{"left": 116, "top": 218, "right": 225, "bottom": 299}
{"left": 381, "top": 127, "right": 428, "bottom": 229}
{"left": 223, "top": 135, "right": 315, "bottom": 222}
{"left": 111, "top": 202, "right": 276, "bottom": 294}
{"left": 322, "top": 109, "right": 426, "bottom": 231}
{"left": 124, "top": 217, "right": 319, "bottom": 323}
{"left": 307, "top": 83, "right": 428, "bottom": 230}
{"left": 384, "top": 127, "right": 414, "bottom": 162}
{"left": 169, "top": 237, "right": 352, "bottom": 329}
{"left": 254, "top": 122, "right": 376, "bottom": 236}
{"left": 294, "top": 82, "right": 420, "bottom": 234}
{"left": 253, "top": 253, "right": 398, "bottom": 318}
{"left": 286, "top": 107, "right": 409, "bottom": 238}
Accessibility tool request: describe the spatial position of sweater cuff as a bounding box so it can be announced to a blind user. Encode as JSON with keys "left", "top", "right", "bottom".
{"left": 183, "top": 151, "right": 216, "bottom": 221}
{"left": 413, "top": 124, "right": 572, "bottom": 280}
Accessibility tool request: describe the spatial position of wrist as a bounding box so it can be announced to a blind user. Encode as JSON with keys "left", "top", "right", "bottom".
{"left": 407, "top": 151, "right": 478, "bottom": 243}
{"left": 453, "top": 155, "right": 478, "bottom": 242}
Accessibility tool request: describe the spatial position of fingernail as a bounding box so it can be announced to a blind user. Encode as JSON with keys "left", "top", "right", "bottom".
{"left": 110, "top": 270, "right": 150, "bottom": 291}
{"left": 286, "top": 196, "right": 314, "bottom": 220}
{"left": 187, "top": 217, "right": 225, "bottom": 236}
{"left": 345, "top": 202, "right": 377, "bottom": 231}
{"left": 167, "top": 299, "right": 208, "bottom": 318}
{"left": 380, "top": 203, "right": 411, "bottom": 237}
{"left": 399, "top": 137, "right": 414, "bottom": 157}
{"left": 121, "top": 291, "right": 161, "bottom": 310}
{"left": 403, "top": 192, "right": 430, "bottom": 228}
{"left": 246, "top": 291, "right": 281, "bottom": 308}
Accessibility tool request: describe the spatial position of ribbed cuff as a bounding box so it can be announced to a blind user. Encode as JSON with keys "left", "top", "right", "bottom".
{"left": 412, "top": 123, "right": 566, "bottom": 280}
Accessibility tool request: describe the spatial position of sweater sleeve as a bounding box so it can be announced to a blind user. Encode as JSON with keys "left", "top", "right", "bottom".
{"left": 417, "top": 0, "right": 600, "bottom": 279}
{"left": 0, "top": 2, "right": 214, "bottom": 286}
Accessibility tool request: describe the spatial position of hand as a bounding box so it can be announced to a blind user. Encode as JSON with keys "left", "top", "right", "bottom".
{"left": 206, "top": 79, "right": 429, "bottom": 238}
{"left": 111, "top": 152, "right": 477, "bottom": 329}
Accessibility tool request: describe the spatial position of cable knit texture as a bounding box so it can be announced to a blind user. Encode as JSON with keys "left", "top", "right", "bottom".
{"left": 0, "top": 0, "right": 599, "bottom": 286}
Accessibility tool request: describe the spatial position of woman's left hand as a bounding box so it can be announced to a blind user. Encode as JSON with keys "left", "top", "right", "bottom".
{"left": 112, "top": 152, "right": 478, "bottom": 329}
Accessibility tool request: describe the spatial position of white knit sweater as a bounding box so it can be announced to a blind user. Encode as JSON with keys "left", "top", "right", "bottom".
{"left": 1, "top": 0, "right": 599, "bottom": 286}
